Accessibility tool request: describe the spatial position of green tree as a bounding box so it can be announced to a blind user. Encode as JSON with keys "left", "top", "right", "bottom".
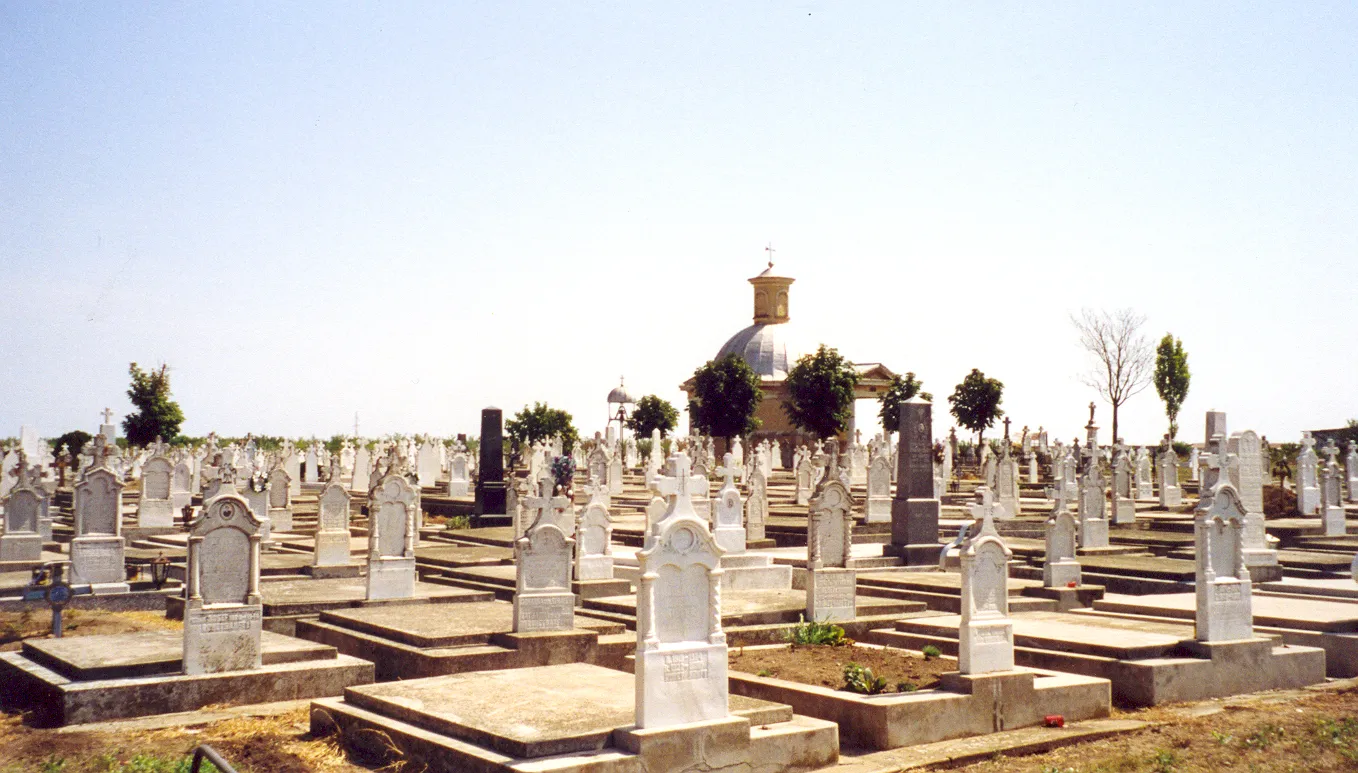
{"left": 947, "top": 369, "right": 1004, "bottom": 446}
{"left": 782, "top": 345, "right": 860, "bottom": 440}
{"left": 688, "top": 354, "right": 764, "bottom": 442}
{"left": 878, "top": 372, "right": 933, "bottom": 437}
{"left": 506, "top": 402, "right": 579, "bottom": 449}
{"left": 50, "top": 430, "right": 93, "bottom": 457}
{"left": 123, "top": 362, "right": 185, "bottom": 447}
{"left": 1153, "top": 334, "right": 1191, "bottom": 440}
{"left": 626, "top": 395, "right": 679, "bottom": 438}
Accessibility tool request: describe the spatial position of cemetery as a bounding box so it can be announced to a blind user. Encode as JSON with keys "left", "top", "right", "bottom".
{"left": 4, "top": 7, "right": 1358, "bottom": 769}
{"left": 0, "top": 265, "right": 1354, "bottom": 772}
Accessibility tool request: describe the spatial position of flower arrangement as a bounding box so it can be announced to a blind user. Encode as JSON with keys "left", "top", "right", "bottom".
{"left": 550, "top": 455, "right": 574, "bottom": 492}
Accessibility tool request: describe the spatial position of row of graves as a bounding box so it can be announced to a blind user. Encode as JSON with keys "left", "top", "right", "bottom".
{"left": 0, "top": 400, "right": 1355, "bottom": 772}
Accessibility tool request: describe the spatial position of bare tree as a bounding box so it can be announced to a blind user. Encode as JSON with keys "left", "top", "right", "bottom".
{"left": 1071, "top": 308, "right": 1153, "bottom": 445}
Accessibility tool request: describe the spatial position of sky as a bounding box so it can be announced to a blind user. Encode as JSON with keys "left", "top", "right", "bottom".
{"left": 2, "top": 2, "right": 1355, "bottom": 447}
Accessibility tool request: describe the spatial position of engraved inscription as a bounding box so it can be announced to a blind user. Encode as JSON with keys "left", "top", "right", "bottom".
{"left": 662, "top": 651, "right": 709, "bottom": 682}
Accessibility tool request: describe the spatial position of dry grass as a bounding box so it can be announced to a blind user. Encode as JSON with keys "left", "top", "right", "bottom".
{"left": 0, "top": 609, "right": 181, "bottom": 651}
{"left": 957, "top": 685, "right": 1358, "bottom": 773}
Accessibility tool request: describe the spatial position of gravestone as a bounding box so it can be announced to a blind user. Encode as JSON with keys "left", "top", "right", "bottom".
{"left": 268, "top": 467, "right": 293, "bottom": 532}
{"left": 587, "top": 445, "right": 609, "bottom": 489}
{"left": 1321, "top": 443, "right": 1347, "bottom": 537}
{"left": 1078, "top": 450, "right": 1109, "bottom": 549}
{"left": 634, "top": 451, "right": 728, "bottom": 729}
{"left": 183, "top": 493, "right": 263, "bottom": 675}
{"left": 744, "top": 468, "right": 768, "bottom": 542}
{"left": 794, "top": 454, "right": 813, "bottom": 506}
{"left": 712, "top": 453, "right": 745, "bottom": 554}
{"left": 1111, "top": 446, "right": 1136, "bottom": 524}
{"left": 888, "top": 397, "right": 941, "bottom": 565}
{"left": 643, "top": 495, "right": 667, "bottom": 550}
{"left": 314, "top": 481, "right": 354, "bottom": 568}
{"left": 1, "top": 458, "right": 44, "bottom": 561}
{"left": 806, "top": 451, "right": 856, "bottom": 623}
{"left": 524, "top": 476, "right": 573, "bottom": 537}
{"left": 1157, "top": 442, "right": 1182, "bottom": 507}
{"left": 1229, "top": 430, "right": 1277, "bottom": 566}
{"left": 416, "top": 440, "right": 440, "bottom": 488}
{"left": 137, "top": 455, "right": 175, "bottom": 528}
{"left": 304, "top": 444, "right": 319, "bottom": 485}
{"left": 513, "top": 501, "right": 576, "bottom": 633}
{"left": 1194, "top": 450, "right": 1253, "bottom": 643}
{"left": 958, "top": 496, "right": 1014, "bottom": 674}
{"left": 1347, "top": 441, "right": 1358, "bottom": 504}
{"left": 171, "top": 459, "right": 193, "bottom": 512}
{"left": 447, "top": 451, "right": 471, "bottom": 497}
{"left": 1135, "top": 447, "right": 1153, "bottom": 499}
{"left": 350, "top": 445, "right": 371, "bottom": 493}
{"left": 865, "top": 452, "right": 892, "bottom": 523}
{"left": 574, "top": 498, "right": 614, "bottom": 581}
{"left": 607, "top": 449, "right": 624, "bottom": 495}
{"left": 71, "top": 464, "right": 129, "bottom": 592}
{"left": 994, "top": 444, "right": 1020, "bottom": 518}
{"left": 366, "top": 474, "right": 416, "bottom": 600}
{"left": 1043, "top": 508, "right": 1081, "bottom": 588}
{"left": 1296, "top": 432, "right": 1320, "bottom": 516}
{"left": 1188, "top": 447, "right": 1200, "bottom": 481}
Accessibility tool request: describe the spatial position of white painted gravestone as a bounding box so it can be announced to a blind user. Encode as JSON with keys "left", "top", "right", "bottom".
{"left": 314, "top": 480, "right": 354, "bottom": 568}
{"left": 574, "top": 496, "right": 614, "bottom": 582}
{"left": 350, "top": 445, "right": 371, "bottom": 493}
{"left": 712, "top": 453, "right": 745, "bottom": 554}
{"left": 304, "top": 444, "right": 320, "bottom": 485}
{"left": 446, "top": 450, "right": 470, "bottom": 497}
{"left": 634, "top": 451, "right": 728, "bottom": 729}
{"left": 1078, "top": 450, "right": 1109, "bottom": 549}
{"left": 1158, "top": 442, "right": 1182, "bottom": 507}
{"left": 268, "top": 467, "right": 293, "bottom": 532}
{"left": 183, "top": 493, "right": 263, "bottom": 675}
{"left": 865, "top": 451, "right": 892, "bottom": 523}
{"left": 524, "top": 476, "right": 573, "bottom": 537}
{"left": 1134, "top": 447, "right": 1154, "bottom": 500}
{"left": 806, "top": 453, "right": 856, "bottom": 623}
{"left": 243, "top": 475, "right": 272, "bottom": 543}
{"left": 171, "top": 458, "right": 193, "bottom": 512}
{"left": 1347, "top": 441, "right": 1358, "bottom": 504}
{"left": 416, "top": 440, "right": 440, "bottom": 488}
{"left": 1043, "top": 507, "right": 1081, "bottom": 589}
{"left": 513, "top": 502, "right": 577, "bottom": 633}
{"left": 795, "top": 452, "right": 813, "bottom": 506}
{"left": 0, "top": 459, "right": 44, "bottom": 561}
{"left": 959, "top": 499, "right": 1014, "bottom": 674}
{"left": 137, "top": 454, "right": 175, "bottom": 528}
{"left": 1296, "top": 432, "right": 1320, "bottom": 516}
{"left": 744, "top": 467, "right": 768, "bottom": 543}
{"left": 1111, "top": 446, "right": 1136, "bottom": 525}
{"left": 1321, "top": 442, "right": 1347, "bottom": 537}
{"left": 71, "top": 462, "right": 129, "bottom": 593}
{"left": 1229, "top": 430, "right": 1278, "bottom": 567}
{"left": 994, "top": 443, "right": 1020, "bottom": 517}
{"left": 365, "top": 473, "right": 416, "bottom": 600}
{"left": 1194, "top": 449, "right": 1253, "bottom": 643}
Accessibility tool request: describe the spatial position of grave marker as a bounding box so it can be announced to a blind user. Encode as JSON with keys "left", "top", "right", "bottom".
{"left": 183, "top": 492, "right": 263, "bottom": 675}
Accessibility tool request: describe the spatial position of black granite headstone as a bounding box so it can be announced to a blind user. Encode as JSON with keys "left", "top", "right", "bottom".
{"left": 474, "top": 407, "right": 507, "bottom": 518}
{"left": 885, "top": 397, "right": 941, "bottom": 565}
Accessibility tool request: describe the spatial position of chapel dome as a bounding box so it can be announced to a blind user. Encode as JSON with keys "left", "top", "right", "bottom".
{"left": 607, "top": 381, "right": 635, "bottom": 405}
{"left": 716, "top": 323, "right": 803, "bottom": 380}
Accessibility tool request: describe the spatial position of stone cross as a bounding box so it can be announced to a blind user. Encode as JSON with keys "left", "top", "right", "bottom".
{"left": 654, "top": 453, "right": 706, "bottom": 514}
{"left": 101, "top": 407, "right": 114, "bottom": 424}
{"left": 1323, "top": 439, "right": 1340, "bottom": 466}
{"left": 714, "top": 452, "right": 741, "bottom": 489}
{"left": 523, "top": 476, "right": 569, "bottom": 531}
{"left": 1087, "top": 402, "right": 1096, "bottom": 424}
{"left": 1003, "top": 417, "right": 1011, "bottom": 441}
{"left": 969, "top": 486, "right": 1002, "bottom": 534}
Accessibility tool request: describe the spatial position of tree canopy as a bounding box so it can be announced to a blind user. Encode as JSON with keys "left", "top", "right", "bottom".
{"left": 506, "top": 402, "right": 578, "bottom": 449}
{"left": 947, "top": 369, "right": 1004, "bottom": 444}
{"left": 626, "top": 395, "right": 679, "bottom": 438}
{"left": 1153, "top": 334, "right": 1191, "bottom": 440}
{"left": 123, "top": 362, "right": 185, "bottom": 447}
{"left": 50, "top": 430, "right": 92, "bottom": 458}
{"left": 688, "top": 354, "right": 763, "bottom": 441}
{"left": 782, "top": 344, "right": 860, "bottom": 440}
{"left": 878, "top": 372, "right": 932, "bottom": 436}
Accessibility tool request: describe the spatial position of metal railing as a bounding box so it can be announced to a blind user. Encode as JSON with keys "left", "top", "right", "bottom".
{"left": 191, "top": 745, "right": 238, "bottom": 773}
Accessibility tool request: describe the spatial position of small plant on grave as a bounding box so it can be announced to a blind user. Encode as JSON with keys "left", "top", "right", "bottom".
{"left": 757, "top": 669, "right": 772, "bottom": 677}
{"left": 785, "top": 616, "right": 849, "bottom": 647}
{"left": 921, "top": 644, "right": 942, "bottom": 660}
{"left": 842, "top": 662, "right": 889, "bottom": 695}
{"left": 1150, "top": 749, "right": 1177, "bottom": 773}
{"left": 1243, "top": 723, "right": 1285, "bottom": 750}
{"left": 444, "top": 515, "right": 471, "bottom": 530}
{"left": 1211, "top": 729, "right": 1234, "bottom": 746}
{"left": 896, "top": 682, "right": 917, "bottom": 693}
{"left": 1314, "top": 716, "right": 1358, "bottom": 761}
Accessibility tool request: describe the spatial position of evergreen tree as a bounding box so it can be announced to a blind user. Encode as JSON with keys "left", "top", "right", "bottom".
{"left": 947, "top": 369, "right": 1004, "bottom": 446}
{"left": 688, "top": 355, "right": 763, "bottom": 442}
{"left": 626, "top": 395, "right": 680, "bottom": 438}
{"left": 123, "top": 362, "right": 185, "bottom": 446}
{"left": 1153, "top": 334, "right": 1191, "bottom": 440}
{"left": 782, "top": 345, "right": 860, "bottom": 440}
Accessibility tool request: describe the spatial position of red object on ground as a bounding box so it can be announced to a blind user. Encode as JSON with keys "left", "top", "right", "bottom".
{"left": 1044, "top": 714, "right": 1065, "bottom": 728}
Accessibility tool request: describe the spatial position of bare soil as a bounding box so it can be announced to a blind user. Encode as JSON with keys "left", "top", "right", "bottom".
{"left": 729, "top": 643, "right": 953, "bottom": 693}
{"left": 1263, "top": 484, "right": 1302, "bottom": 519}
{"left": 0, "top": 608, "right": 181, "bottom": 652}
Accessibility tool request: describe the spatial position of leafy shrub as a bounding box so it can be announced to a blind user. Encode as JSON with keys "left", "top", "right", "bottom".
{"left": 921, "top": 644, "right": 942, "bottom": 660}
{"left": 785, "top": 617, "right": 849, "bottom": 646}
{"left": 842, "top": 662, "right": 889, "bottom": 695}
{"left": 444, "top": 515, "right": 471, "bottom": 530}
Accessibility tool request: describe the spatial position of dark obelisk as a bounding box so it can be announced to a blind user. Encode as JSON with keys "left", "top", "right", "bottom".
{"left": 474, "top": 407, "right": 507, "bottom": 519}
{"left": 885, "top": 396, "right": 940, "bottom": 565}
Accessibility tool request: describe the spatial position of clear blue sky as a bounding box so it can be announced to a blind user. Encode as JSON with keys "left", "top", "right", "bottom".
{"left": 2, "top": 2, "right": 1354, "bottom": 446}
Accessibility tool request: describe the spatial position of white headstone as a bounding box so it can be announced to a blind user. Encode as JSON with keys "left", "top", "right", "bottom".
{"left": 71, "top": 464, "right": 128, "bottom": 591}
{"left": 314, "top": 481, "right": 354, "bottom": 567}
{"left": 1194, "top": 451, "right": 1253, "bottom": 643}
{"left": 712, "top": 453, "right": 745, "bottom": 554}
{"left": 366, "top": 473, "right": 416, "bottom": 600}
{"left": 574, "top": 499, "right": 614, "bottom": 581}
{"left": 183, "top": 493, "right": 263, "bottom": 675}
{"left": 513, "top": 505, "right": 576, "bottom": 633}
{"left": 634, "top": 451, "right": 728, "bottom": 730}
{"left": 806, "top": 458, "right": 856, "bottom": 623}
{"left": 959, "top": 501, "right": 1014, "bottom": 674}
{"left": 1043, "top": 509, "right": 1081, "bottom": 588}
{"left": 865, "top": 452, "right": 892, "bottom": 523}
{"left": 137, "top": 455, "right": 176, "bottom": 528}
{"left": 1297, "top": 432, "right": 1321, "bottom": 516}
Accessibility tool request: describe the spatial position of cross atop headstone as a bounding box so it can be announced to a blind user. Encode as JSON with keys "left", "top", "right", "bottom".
{"left": 822, "top": 439, "right": 841, "bottom": 480}
{"left": 1322, "top": 438, "right": 1340, "bottom": 466}
{"left": 1003, "top": 417, "right": 1011, "bottom": 441}
{"left": 523, "top": 475, "right": 569, "bottom": 531}
{"left": 101, "top": 407, "right": 114, "bottom": 424}
{"left": 969, "top": 486, "right": 1001, "bottom": 533}
{"left": 1300, "top": 431, "right": 1316, "bottom": 453}
{"left": 1087, "top": 402, "right": 1096, "bottom": 425}
{"left": 654, "top": 452, "right": 705, "bottom": 517}
{"left": 714, "top": 452, "right": 741, "bottom": 489}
